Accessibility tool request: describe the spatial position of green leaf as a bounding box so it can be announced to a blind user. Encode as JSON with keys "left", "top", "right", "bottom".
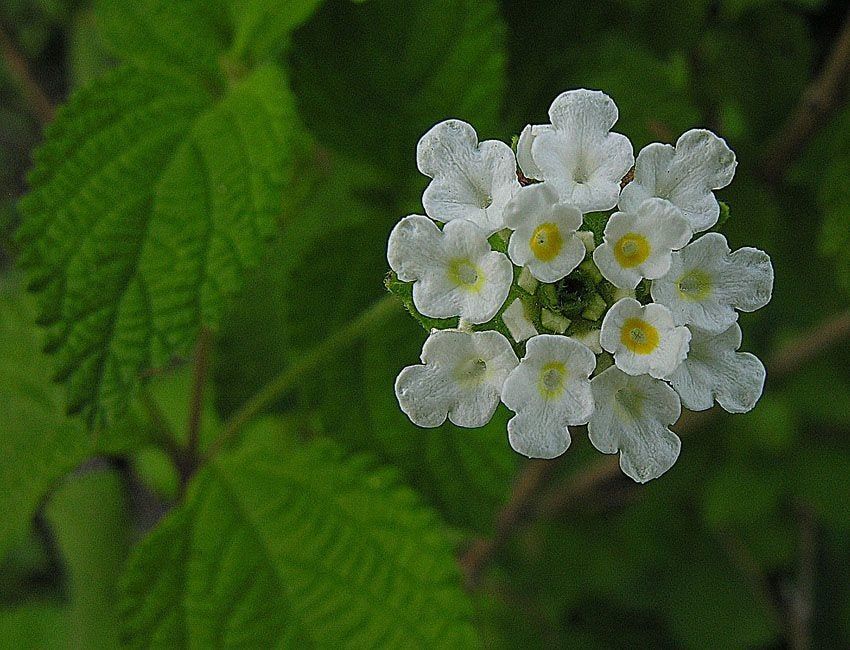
{"left": 0, "top": 281, "right": 90, "bottom": 557}
{"left": 0, "top": 603, "right": 68, "bottom": 648}
{"left": 17, "top": 62, "right": 306, "bottom": 427}
{"left": 290, "top": 0, "right": 507, "bottom": 173}
{"left": 44, "top": 469, "right": 131, "bottom": 648}
{"left": 229, "top": 0, "right": 326, "bottom": 62}
{"left": 94, "top": 0, "right": 230, "bottom": 82}
{"left": 119, "top": 423, "right": 479, "bottom": 647}
{"left": 362, "top": 311, "right": 519, "bottom": 533}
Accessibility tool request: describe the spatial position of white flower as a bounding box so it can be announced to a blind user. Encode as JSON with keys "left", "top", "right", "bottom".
{"left": 417, "top": 119, "right": 521, "bottom": 233}
{"left": 528, "top": 89, "right": 634, "bottom": 212}
{"left": 501, "top": 298, "right": 538, "bottom": 342}
{"left": 387, "top": 215, "right": 512, "bottom": 324}
{"left": 588, "top": 366, "right": 682, "bottom": 483}
{"left": 516, "top": 124, "right": 550, "bottom": 181}
{"left": 501, "top": 335, "right": 596, "bottom": 459}
{"left": 592, "top": 198, "right": 692, "bottom": 289}
{"left": 600, "top": 298, "right": 690, "bottom": 379}
{"left": 503, "top": 183, "right": 586, "bottom": 282}
{"left": 619, "top": 129, "right": 737, "bottom": 232}
{"left": 395, "top": 329, "right": 518, "bottom": 428}
{"left": 650, "top": 232, "right": 773, "bottom": 333}
{"left": 666, "top": 323, "right": 766, "bottom": 413}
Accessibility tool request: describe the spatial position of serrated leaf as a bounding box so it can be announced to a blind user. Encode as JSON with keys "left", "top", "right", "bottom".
{"left": 119, "top": 423, "right": 479, "bottom": 647}
{"left": 290, "top": 0, "right": 507, "bottom": 173}
{"left": 17, "top": 63, "right": 306, "bottom": 427}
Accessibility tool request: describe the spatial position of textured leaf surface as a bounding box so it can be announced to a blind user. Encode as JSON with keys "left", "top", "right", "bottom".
{"left": 290, "top": 0, "right": 507, "bottom": 172}
{"left": 17, "top": 63, "right": 305, "bottom": 426}
{"left": 215, "top": 206, "right": 518, "bottom": 533}
{"left": 95, "top": 0, "right": 230, "bottom": 81}
{"left": 120, "top": 424, "right": 479, "bottom": 647}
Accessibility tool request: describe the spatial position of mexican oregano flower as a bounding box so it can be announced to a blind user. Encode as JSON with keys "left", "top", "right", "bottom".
{"left": 385, "top": 89, "right": 774, "bottom": 483}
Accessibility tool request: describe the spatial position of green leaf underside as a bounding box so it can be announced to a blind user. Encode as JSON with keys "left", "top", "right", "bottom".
{"left": 17, "top": 63, "right": 304, "bottom": 427}
{"left": 0, "top": 285, "right": 90, "bottom": 556}
{"left": 119, "top": 426, "right": 478, "bottom": 647}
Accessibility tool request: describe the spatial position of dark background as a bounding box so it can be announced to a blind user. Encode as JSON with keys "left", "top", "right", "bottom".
{"left": 2, "top": 0, "right": 850, "bottom": 647}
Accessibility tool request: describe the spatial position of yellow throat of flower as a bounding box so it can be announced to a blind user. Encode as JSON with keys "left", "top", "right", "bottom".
{"left": 530, "top": 223, "right": 563, "bottom": 262}
{"left": 620, "top": 317, "right": 660, "bottom": 355}
{"left": 614, "top": 233, "right": 651, "bottom": 268}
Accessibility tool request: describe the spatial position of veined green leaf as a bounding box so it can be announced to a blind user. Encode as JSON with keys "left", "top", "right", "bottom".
{"left": 17, "top": 63, "right": 307, "bottom": 427}
{"left": 119, "top": 423, "right": 479, "bottom": 647}
{"left": 94, "top": 0, "right": 231, "bottom": 83}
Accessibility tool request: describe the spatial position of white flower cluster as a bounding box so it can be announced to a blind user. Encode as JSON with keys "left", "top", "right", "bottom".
{"left": 387, "top": 89, "right": 774, "bottom": 483}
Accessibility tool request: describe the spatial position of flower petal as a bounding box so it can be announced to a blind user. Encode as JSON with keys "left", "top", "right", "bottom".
{"left": 417, "top": 119, "right": 520, "bottom": 233}
{"left": 666, "top": 324, "right": 766, "bottom": 413}
{"left": 588, "top": 366, "right": 682, "bottom": 483}
{"left": 650, "top": 232, "right": 774, "bottom": 333}
{"left": 529, "top": 89, "right": 634, "bottom": 213}
{"left": 516, "top": 124, "right": 550, "bottom": 181}
{"left": 502, "top": 334, "right": 596, "bottom": 459}
{"left": 620, "top": 129, "right": 736, "bottom": 232}
{"left": 593, "top": 198, "right": 692, "bottom": 290}
{"left": 396, "top": 330, "right": 518, "bottom": 429}
{"left": 504, "top": 183, "right": 586, "bottom": 282}
{"left": 600, "top": 298, "right": 690, "bottom": 378}
{"left": 387, "top": 215, "right": 444, "bottom": 281}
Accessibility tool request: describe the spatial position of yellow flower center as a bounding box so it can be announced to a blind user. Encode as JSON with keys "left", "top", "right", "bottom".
{"left": 614, "top": 233, "right": 651, "bottom": 268}
{"left": 537, "top": 361, "right": 567, "bottom": 399}
{"left": 529, "top": 223, "right": 563, "bottom": 262}
{"left": 447, "top": 258, "right": 484, "bottom": 292}
{"left": 676, "top": 269, "right": 713, "bottom": 301}
{"left": 620, "top": 318, "right": 660, "bottom": 355}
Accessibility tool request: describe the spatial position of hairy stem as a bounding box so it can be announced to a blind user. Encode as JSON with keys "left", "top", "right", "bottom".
{"left": 205, "top": 295, "right": 400, "bottom": 462}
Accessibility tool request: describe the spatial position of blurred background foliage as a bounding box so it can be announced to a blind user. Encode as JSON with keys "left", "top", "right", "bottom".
{"left": 1, "top": 0, "right": 850, "bottom": 647}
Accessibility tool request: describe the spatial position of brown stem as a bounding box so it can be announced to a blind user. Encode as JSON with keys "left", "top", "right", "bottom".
{"left": 760, "top": 6, "right": 850, "bottom": 182}
{"left": 0, "top": 26, "right": 55, "bottom": 125}
{"left": 715, "top": 528, "right": 785, "bottom": 632}
{"left": 460, "top": 308, "right": 850, "bottom": 588}
{"left": 768, "top": 310, "right": 850, "bottom": 379}
{"left": 139, "top": 388, "right": 181, "bottom": 460}
{"left": 459, "top": 459, "right": 558, "bottom": 589}
{"left": 787, "top": 504, "right": 817, "bottom": 650}
{"left": 182, "top": 327, "right": 213, "bottom": 491}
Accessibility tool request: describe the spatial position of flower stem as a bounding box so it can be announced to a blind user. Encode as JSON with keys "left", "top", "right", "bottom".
{"left": 205, "top": 294, "right": 400, "bottom": 462}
